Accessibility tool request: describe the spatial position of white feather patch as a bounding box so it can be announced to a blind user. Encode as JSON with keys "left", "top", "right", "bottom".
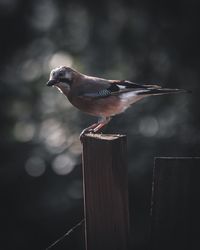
{"left": 120, "top": 91, "right": 137, "bottom": 99}
{"left": 117, "top": 84, "right": 126, "bottom": 89}
{"left": 120, "top": 90, "right": 148, "bottom": 106}
{"left": 120, "top": 90, "right": 148, "bottom": 99}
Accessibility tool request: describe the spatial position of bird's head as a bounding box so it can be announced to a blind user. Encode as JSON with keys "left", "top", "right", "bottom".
{"left": 46, "top": 66, "right": 77, "bottom": 92}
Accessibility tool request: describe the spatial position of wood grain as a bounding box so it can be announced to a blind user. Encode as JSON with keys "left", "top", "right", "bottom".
{"left": 150, "top": 157, "right": 200, "bottom": 250}
{"left": 82, "top": 134, "right": 129, "bottom": 250}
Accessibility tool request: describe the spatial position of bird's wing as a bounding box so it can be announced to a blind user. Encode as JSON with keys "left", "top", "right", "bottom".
{"left": 78, "top": 79, "right": 162, "bottom": 98}
{"left": 109, "top": 81, "right": 187, "bottom": 96}
{"left": 110, "top": 80, "right": 161, "bottom": 96}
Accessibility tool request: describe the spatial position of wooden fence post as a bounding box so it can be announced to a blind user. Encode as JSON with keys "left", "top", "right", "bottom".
{"left": 82, "top": 134, "right": 129, "bottom": 250}
{"left": 150, "top": 157, "right": 200, "bottom": 250}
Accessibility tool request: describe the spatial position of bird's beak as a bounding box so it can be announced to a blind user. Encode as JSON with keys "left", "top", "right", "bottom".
{"left": 46, "top": 79, "right": 57, "bottom": 86}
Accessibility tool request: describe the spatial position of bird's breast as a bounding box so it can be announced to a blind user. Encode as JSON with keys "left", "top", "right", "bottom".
{"left": 68, "top": 95, "right": 137, "bottom": 117}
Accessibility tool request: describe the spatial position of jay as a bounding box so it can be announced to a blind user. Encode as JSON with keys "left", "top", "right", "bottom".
{"left": 47, "top": 66, "right": 189, "bottom": 137}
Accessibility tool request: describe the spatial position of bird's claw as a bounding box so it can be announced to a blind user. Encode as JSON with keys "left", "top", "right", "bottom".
{"left": 79, "top": 128, "right": 95, "bottom": 142}
{"left": 79, "top": 119, "right": 110, "bottom": 142}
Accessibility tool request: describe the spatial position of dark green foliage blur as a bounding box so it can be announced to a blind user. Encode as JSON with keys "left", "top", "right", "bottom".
{"left": 0, "top": 0, "right": 199, "bottom": 249}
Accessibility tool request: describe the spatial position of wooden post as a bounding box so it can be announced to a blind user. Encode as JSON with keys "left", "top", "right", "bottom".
{"left": 82, "top": 134, "right": 129, "bottom": 250}
{"left": 150, "top": 157, "right": 200, "bottom": 250}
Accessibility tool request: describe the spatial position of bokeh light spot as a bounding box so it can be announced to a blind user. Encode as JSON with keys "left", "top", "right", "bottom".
{"left": 30, "top": 0, "right": 58, "bottom": 31}
{"left": 52, "top": 154, "right": 75, "bottom": 175}
{"left": 49, "top": 52, "right": 73, "bottom": 69}
{"left": 13, "top": 121, "right": 35, "bottom": 142}
{"left": 20, "top": 59, "right": 42, "bottom": 81}
{"left": 139, "top": 116, "right": 159, "bottom": 137}
{"left": 39, "top": 118, "right": 69, "bottom": 153}
{"left": 25, "top": 156, "right": 46, "bottom": 177}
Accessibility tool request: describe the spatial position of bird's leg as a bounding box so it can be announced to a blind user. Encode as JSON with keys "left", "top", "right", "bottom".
{"left": 80, "top": 122, "right": 99, "bottom": 138}
{"left": 93, "top": 117, "right": 111, "bottom": 133}
{"left": 80, "top": 117, "right": 111, "bottom": 141}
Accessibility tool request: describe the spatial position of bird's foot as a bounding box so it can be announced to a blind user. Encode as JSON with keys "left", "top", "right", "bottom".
{"left": 79, "top": 118, "right": 111, "bottom": 143}
{"left": 79, "top": 127, "right": 97, "bottom": 142}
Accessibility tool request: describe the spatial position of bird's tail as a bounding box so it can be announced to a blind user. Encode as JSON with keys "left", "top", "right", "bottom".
{"left": 137, "top": 87, "right": 191, "bottom": 96}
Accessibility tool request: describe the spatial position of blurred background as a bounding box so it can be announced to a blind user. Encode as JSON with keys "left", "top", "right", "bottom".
{"left": 0, "top": 0, "right": 199, "bottom": 249}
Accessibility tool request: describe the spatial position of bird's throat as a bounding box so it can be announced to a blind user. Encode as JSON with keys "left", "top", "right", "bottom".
{"left": 55, "top": 82, "right": 70, "bottom": 95}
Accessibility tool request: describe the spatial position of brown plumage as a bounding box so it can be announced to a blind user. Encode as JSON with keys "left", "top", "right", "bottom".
{"left": 47, "top": 66, "right": 189, "bottom": 137}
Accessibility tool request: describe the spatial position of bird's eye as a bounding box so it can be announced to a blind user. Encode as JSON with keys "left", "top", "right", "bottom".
{"left": 59, "top": 71, "right": 65, "bottom": 77}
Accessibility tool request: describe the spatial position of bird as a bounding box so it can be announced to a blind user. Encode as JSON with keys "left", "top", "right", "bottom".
{"left": 46, "top": 66, "right": 189, "bottom": 138}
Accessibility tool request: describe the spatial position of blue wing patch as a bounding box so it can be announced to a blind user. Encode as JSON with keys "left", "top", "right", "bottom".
{"left": 98, "top": 89, "right": 111, "bottom": 97}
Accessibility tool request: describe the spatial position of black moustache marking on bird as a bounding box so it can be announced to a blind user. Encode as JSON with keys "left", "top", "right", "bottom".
{"left": 60, "top": 78, "right": 73, "bottom": 85}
